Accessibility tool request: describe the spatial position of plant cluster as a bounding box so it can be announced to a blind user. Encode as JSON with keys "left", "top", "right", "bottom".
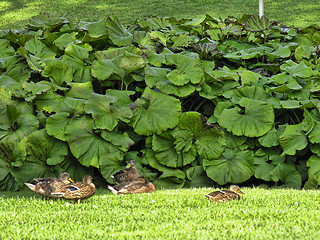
{"left": 1, "top": 13, "right": 320, "bottom": 190}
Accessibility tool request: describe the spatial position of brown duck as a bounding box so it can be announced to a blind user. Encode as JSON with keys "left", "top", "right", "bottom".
{"left": 112, "top": 159, "right": 141, "bottom": 184}
{"left": 108, "top": 177, "right": 155, "bottom": 195}
{"left": 51, "top": 175, "right": 96, "bottom": 204}
{"left": 205, "top": 185, "right": 243, "bottom": 202}
{"left": 25, "top": 172, "right": 73, "bottom": 200}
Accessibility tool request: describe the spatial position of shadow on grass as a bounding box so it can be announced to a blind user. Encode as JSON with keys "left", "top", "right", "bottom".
{"left": 0, "top": 188, "right": 112, "bottom": 200}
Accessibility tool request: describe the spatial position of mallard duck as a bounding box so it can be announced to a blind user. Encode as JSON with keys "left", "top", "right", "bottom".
{"left": 205, "top": 185, "right": 243, "bottom": 202}
{"left": 51, "top": 175, "right": 96, "bottom": 204}
{"left": 111, "top": 159, "right": 141, "bottom": 184}
{"left": 108, "top": 177, "right": 155, "bottom": 195}
{"left": 25, "top": 172, "right": 73, "bottom": 200}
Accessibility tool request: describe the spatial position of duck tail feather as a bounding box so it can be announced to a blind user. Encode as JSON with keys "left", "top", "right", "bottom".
{"left": 24, "top": 183, "right": 36, "bottom": 191}
{"left": 108, "top": 185, "right": 118, "bottom": 195}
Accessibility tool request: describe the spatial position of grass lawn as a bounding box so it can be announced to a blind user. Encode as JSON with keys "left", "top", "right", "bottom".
{"left": 0, "top": 0, "right": 319, "bottom": 30}
{"left": 1, "top": 187, "right": 320, "bottom": 239}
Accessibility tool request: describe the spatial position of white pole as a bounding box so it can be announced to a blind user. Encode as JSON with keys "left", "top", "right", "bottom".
{"left": 259, "top": 0, "right": 264, "bottom": 18}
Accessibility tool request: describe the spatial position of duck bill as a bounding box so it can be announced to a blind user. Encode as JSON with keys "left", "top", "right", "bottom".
{"left": 126, "top": 163, "right": 132, "bottom": 168}
{"left": 68, "top": 177, "right": 74, "bottom": 183}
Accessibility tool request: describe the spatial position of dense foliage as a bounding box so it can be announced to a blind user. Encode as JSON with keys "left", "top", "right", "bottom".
{"left": 1, "top": 13, "right": 320, "bottom": 190}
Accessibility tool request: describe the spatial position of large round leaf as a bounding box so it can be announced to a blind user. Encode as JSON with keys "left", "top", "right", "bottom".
{"left": 0, "top": 140, "right": 26, "bottom": 191}
{"left": 270, "top": 163, "right": 302, "bottom": 189}
{"left": 177, "top": 112, "right": 226, "bottom": 160}
{"left": 145, "top": 65, "right": 195, "bottom": 97}
{"left": 165, "top": 53, "right": 204, "bottom": 86}
{"left": 218, "top": 98, "right": 274, "bottom": 137}
{"left": 152, "top": 132, "right": 197, "bottom": 168}
{"left": 184, "top": 166, "right": 214, "bottom": 188}
{"left": 146, "top": 149, "right": 185, "bottom": 189}
{"left": 106, "top": 16, "right": 133, "bottom": 47}
{"left": 254, "top": 149, "right": 285, "bottom": 181}
{"left": 91, "top": 56, "right": 125, "bottom": 80}
{"left": 84, "top": 93, "right": 133, "bottom": 131}
{"left": 35, "top": 92, "right": 85, "bottom": 114}
{"left": 204, "top": 149, "right": 254, "bottom": 185}
{"left": 0, "top": 104, "right": 38, "bottom": 142}
{"left": 130, "top": 87, "right": 181, "bottom": 135}
{"left": 231, "top": 85, "right": 268, "bottom": 104}
{"left": 63, "top": 43, "right": 92, "bottom": 83}
{"left": 307, "top": 155, "right": 320, "bottom": 185}
{"left": 42, "top": 60, "right": 73, "bottom": 86}
{"left": 279, "top": 123, "right": 308, "bottom": 156}
{"left": 65, "top": 116, "right": 133, "bottom": 168}
{"left": 46, "top": 112, "right": 72, "bottom": 141}
{"left": 12, "top": 130, "right": 68, "bottom": 187}
{"left": 22, "top": 129, "right": 68, "bottom": 166}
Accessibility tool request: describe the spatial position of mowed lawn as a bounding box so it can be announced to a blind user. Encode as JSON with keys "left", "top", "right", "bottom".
{"left": 0, "top": 187, "right": 320, "bottom": 239}
{"left": 0, "top": 0, "right": 319, "bottom": 30}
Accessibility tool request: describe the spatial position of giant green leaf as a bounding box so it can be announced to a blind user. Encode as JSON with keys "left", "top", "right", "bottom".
{"left": 42, "top": 60, "right": 73, "bottom": 86}
{"left": 0, "top": 39, "right": 15, "bottom": 57}
{"left": 231, "top": 85, "right": 268, "bottom": 104}
{"left": 54, "top": 32, "right": 79, "bottom": 50}
{"left": 65, "top": 116, "right": 133, "bottom": 168}
{"left": 46, "top": 112, "right": 73, "bottom": 141}
{"left": 80, "top": 20, "right": 108, "bottom": 38}
{"left": 204, "top": 149, "right": 254, "bottom": 185}
{"left": 176, "top": 112, "right": 226, "bottom": 160}
{"left": 25, "top": 38, "right": 56, "bottom": 60}
{"left": 0, "top": 56, "right": 30, "bottom": 95}
{"left": 166, "top": 54, "right": 204, "bottom": 86}
{"left": 279, "top": 123, "right": 308, "bottom": 155}
{"left": 270, "top": 163, "right": 302, "bottom": 189}
{"left": 145, "top": 65, "right": 195, "bottom": 97}
{"left": 254, "top": 149, "right": 285, "bottom": 181}
{"left": 130, "top": 87, "right": 181, "bottom": 135}
{"left": 63, "top": 43, "right": 92, "bottom": 83}
{"left": 23, "top": 129, "right": 68, "bottom": 165}
{"left": 0, "top": 104, "right": 38, "bottom": 142}
{"left": 152, "top": 131, "right": 197, "bottom": 168}
{"left": 119, "top": 51, "right": 146, "bottom": 74}
{"left": 106, "top": 16, "right": 133, "bottom": 47}
{"left": 307, "top": 155, "right": 320, "bottom": 185}
{"left": 35, "top": 92, "right": 84, "bottom": 114}
{"left": 146, "top": 149, "right": 185, "bottom": 189}
{"left": 84, "top": 93, "right": 133, "bottom": 131}
{"left": 258, "top": 127, "right": 281, "bottom": 147}
{"left": 280, "top": 60, "right": 313, "bottom": 78}
{"left": 11, "top": 129, "right": 69, "bottom": 187}
{"left": 184, "top": 166, "right": 214, "bottom": 188}
{"left": 218, "top": 98, "right": 274, "bottom": 137}
{"left": 91, "top": 56, "right": 125, "bottom": 80}
{"left": 0, "top": 140, "right": 26, "bottom": 191}
{"left": 154, "top": 168, "right": 186, "bottom": 189}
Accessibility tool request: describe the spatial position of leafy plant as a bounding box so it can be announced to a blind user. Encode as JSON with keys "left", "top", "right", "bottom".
{"left": 1, "top": 13, "right": 320, "bottom": 190}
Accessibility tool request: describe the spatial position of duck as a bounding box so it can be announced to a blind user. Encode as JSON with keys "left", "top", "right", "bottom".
{"left": 205, "top": 185, "right": 243, "bottom": 202}
{"left": 108, "top": 177, "right": 155, "bottom": 195}
{"left": 51, "top": 175, "right": 96, "bottom": 204}
{"left": 111, "top": 159, "right": 141, "bottom": 184}
{"left": 25, "top": 172, "right": 73, "bottom": 200}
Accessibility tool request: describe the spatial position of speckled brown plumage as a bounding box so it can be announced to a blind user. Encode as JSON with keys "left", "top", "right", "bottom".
{"left": 51, "top": 175, "right": 96, "bottom": 204}
{"left": 24, "top": 172, "right": 73, "bottom": 199}
{"left": 108, "top": 177, "right": 155, "bottom": 195}
{"left": 205, "top": 185, "right": 243, "bottom": 202}
{"left": 112, "top": 159, "right": 141, "bottom": 184}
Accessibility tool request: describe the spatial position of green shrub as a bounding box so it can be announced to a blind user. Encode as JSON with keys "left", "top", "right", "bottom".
{"left": 1, "top": 13, "right": 320, "bottom": 190}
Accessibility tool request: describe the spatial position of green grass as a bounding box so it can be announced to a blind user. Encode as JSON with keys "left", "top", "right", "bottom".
{"left": 1, "top": 188, "right": 320, "bottom": 239}
{"left": 0, "top": 0, "right": 319, "bottom": 30}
